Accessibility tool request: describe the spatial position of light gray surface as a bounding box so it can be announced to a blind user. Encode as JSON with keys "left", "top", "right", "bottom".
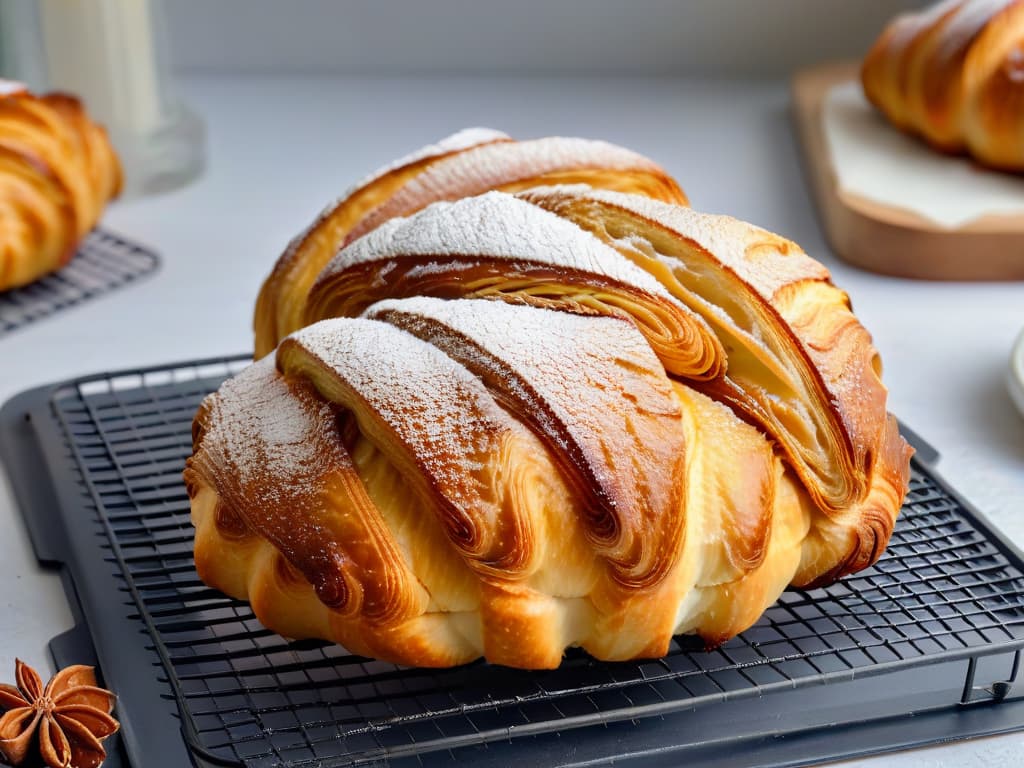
{"left": 0, "top": 74, "right": 1022, "bottom": 766}
{"left": 165, "top": 0, "right": 928, "bottom": 78}
{"left": 0, "top": 0, "right": 45, "bottom": 86}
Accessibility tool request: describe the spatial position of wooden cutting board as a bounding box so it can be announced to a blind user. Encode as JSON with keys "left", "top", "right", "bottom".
{"left": 791, "top": 61, "right": 1024, "bottom": 281}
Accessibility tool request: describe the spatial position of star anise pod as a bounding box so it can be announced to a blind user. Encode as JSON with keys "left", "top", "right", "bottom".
{"left": 0, "top": 659, "right": 118, "bottom": 768}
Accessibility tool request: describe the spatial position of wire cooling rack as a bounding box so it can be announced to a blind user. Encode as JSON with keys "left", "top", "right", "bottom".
{"left": 2, "top": 356, "right": 1024, "bottom": 768}
{"left": 0, "top": 228, "right": 159, "bottom": 337}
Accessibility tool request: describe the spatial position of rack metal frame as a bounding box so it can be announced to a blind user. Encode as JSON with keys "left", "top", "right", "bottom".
{"left": 2, "top": 356, "right": 1023, "bottom": 767}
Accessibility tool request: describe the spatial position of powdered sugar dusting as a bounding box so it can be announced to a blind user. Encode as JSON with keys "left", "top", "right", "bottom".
{"left": 199, "top": 357, "right": 339, "bottom": 500}
{"left": 349, "top": 127, "right": 512, "bottom": 194}
{"left": 282, "top": 318, "right": 521, "bottom": 554}
{"left": 192, "top": 356, "right": 430, "bottom": 615}
{"left": 529, "top": 186, "right": 887, "bottom": 507}
{"left": 367, "top": 295, "right": 673, "bottom": 420}
{"left": 432, "top": 127, "right": 513, "bottom": 152}
{"left": 348, "top": 136, "right": 665, "bottom": 241}
{"left": 317, "top": 191, "right": 674, "bottom": 300}
{"left": 366, "top": 297, "right": 686, "bottom": 583}
{"left": 287, "top": 318, "right": 506, "bottom": 460}
{"left": 277, "top": 129, "right": 510, "bottom": 270}
{"left": 190, "top": 357, "right": 361, "bottom": 603}
{"left": 547, "top": 187, "right": 830, "bottom": 300}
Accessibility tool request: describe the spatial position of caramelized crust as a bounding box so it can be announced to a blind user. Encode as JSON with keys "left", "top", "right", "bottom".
{"left": 793, "top": 415, "right": 913, "bottom": 588}
{"left": 189, "top": 132, "right": 912, "bottom": 668}
{"left": 277, "top": 319, "right": 539, "bottom": 574}
{"left": 186, "top": 358, "right": 427, "bottom": 623}
{"left": 253, "top": 128, "right": 511, "bottom": 357}
{"left": 253, "top": 130, "right": 686, "bottom": 356}
{"left": 345, "top": 136, "right": 687, "bottom": 244}
{"left": 518, "top": 186, "right": 890, "bottom": 515}
{"left": 306, "top": 192, "right": 724, "bottom": 381}
{"left": 0, "top": 84, "right": 121, "bottom": 290}
{"left": 364, "top": 297, "right": 687, "bottom": 589}
{"left": 862, "top": 0, "right": 1024, "bottom": 170}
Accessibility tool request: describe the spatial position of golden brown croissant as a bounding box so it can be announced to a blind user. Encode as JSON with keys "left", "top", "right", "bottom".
{"left": 0, "top": 81, "right": 122, "bottom": 291}
{"left": 252, "top": 129, "right": 687, "bottom": 357}
{"left": 862, "top": 0, "right": 1024, "bottom": 170}
{"left": 187, "top": 136, "right": 912, "bottom": 669}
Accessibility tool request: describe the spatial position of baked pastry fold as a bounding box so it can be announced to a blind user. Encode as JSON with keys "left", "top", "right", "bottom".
{"left": 363, "top": 297, "right": 688, "bottom": 590}
{"left": 518, "top": 186, "right": 884, "bottom": 515}
{"left": 253, "top": 130, "right": 686, "bottom": 356}
{"left": 305, "top": 192, "right": 724, "bottom": 381}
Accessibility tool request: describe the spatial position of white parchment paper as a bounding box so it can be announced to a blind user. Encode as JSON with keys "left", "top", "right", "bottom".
{"left": 822, "top": 81, "right": 1024, "bottom": 229}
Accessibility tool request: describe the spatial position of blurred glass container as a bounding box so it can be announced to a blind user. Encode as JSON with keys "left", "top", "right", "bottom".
{"left": 0, "top": 0, "right": 204, "bottom": 197}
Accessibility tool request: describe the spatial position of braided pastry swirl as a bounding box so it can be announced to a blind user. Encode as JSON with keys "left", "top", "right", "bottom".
{"left": 252, "top": 128, "right": 687, "bottom": 358}
{"left": 0, "top": 81, "right": 122, "bottom": 291}
{"left": 186, "top": 132, "right": 912, "bottom": 668}
{"left": 862, "top": 0, "right": 1024, "bottom": 170}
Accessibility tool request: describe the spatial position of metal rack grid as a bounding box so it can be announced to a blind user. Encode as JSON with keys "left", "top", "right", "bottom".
{"left": 0, "top": 229, "right": 159, "bottom": 336}
{"left": 35, "top": 357, "right": 1024, "bottom": 767}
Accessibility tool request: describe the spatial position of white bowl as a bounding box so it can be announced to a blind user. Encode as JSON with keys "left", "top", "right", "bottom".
{"left": 1010, "top": 327, "right": 1024, "bottom": 420}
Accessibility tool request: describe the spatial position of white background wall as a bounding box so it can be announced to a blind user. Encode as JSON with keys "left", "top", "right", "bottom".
{"left": 163, "top": 0, "right": 930, "bottom": 78}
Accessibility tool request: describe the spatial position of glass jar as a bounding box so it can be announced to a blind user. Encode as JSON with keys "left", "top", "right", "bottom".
{"left": 0, "top": 0, "right": 205, "bottom": 197}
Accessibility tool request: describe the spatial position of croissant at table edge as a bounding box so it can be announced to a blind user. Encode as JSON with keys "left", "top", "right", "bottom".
{"left": 861, "top": 0, "right": 1024, "bottom": 170}
{"left": 0, "top": 80, "right": 122, "bottom": 291}
{"left": 185, "top": 131, "right": 912, "bottom": 669}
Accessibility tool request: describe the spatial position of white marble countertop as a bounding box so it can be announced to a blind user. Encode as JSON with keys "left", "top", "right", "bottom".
{"left": 1, "top": 75, "right": 1022, "bottom": 767}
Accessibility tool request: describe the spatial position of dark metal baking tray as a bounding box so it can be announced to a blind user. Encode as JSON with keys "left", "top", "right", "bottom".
{"left": 2, "top": 356, "right": 1024, "bottom": 768}
{"left": 0, "top": 228, "right": 159, "bottom": 337}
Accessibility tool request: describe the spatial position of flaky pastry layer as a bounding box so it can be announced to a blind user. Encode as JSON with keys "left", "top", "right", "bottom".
{"left": 252, "top": 130, "right": 686, "bottom": 356}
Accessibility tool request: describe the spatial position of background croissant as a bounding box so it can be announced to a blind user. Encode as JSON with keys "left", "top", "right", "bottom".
{"left": 862, "top": 0, "right": 1024, "bottom": 170}
{"left": 186, "top": 131, "right": 912, "bottom": 669}
{"left": 0, "top": 81, "right": 122, "bottom": 292}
